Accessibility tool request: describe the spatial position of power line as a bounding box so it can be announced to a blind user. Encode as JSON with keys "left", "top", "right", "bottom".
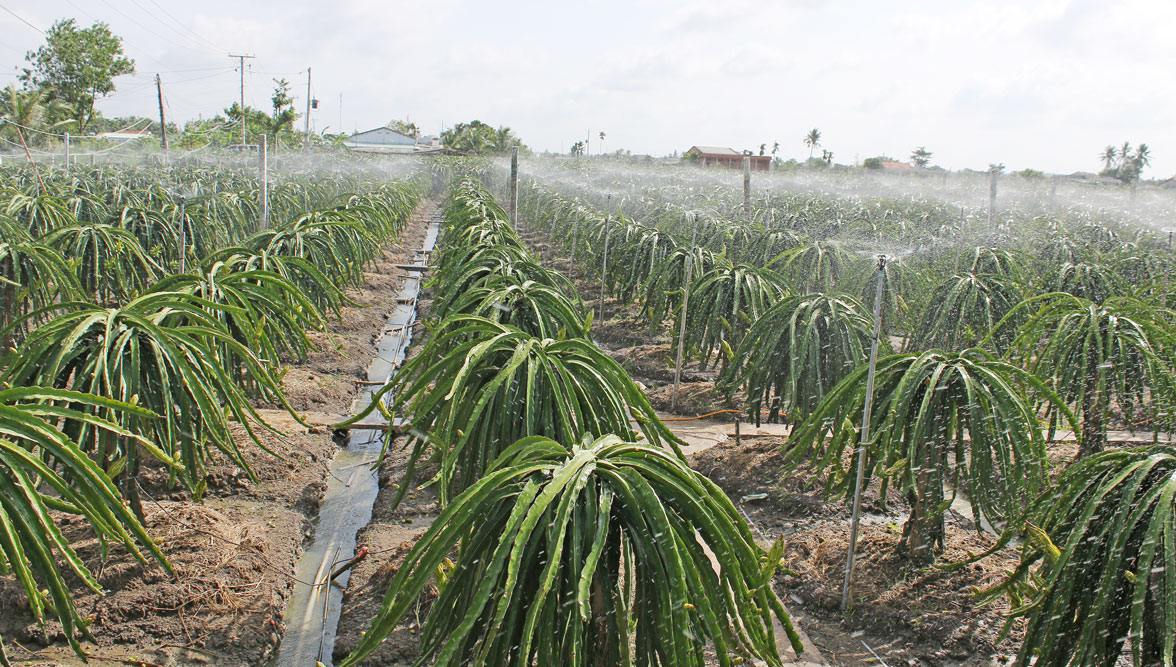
{"left": 62, "top": 0, "right": 96, "bottom": 22}
{"left": 126, "top": 0, "right": 224, "bottom": 57}
{"left": 0, "top": 4, "right": 43, "bottom": 34}
{"left": 144, "top": 0, "right": 225, "bottom": 53}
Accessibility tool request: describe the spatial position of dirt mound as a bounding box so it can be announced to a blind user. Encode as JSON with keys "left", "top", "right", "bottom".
{"left": 0, "top": 499, "right": 307, "bottom": 666}
{"left": 777, "top": 520, "right": 1024, "bottom": 666}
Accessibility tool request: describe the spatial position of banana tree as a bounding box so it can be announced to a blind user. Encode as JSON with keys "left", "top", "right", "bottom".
{"left": 340, "top": 434, "right": 801, "bottom": 667}
{"left": 786, "top": 348, "right": 1071, "bottom": 563}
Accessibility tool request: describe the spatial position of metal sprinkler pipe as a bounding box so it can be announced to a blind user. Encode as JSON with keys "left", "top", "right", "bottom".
{"left": 672, "top": 211, "right": 701, "bottom": 410}
{"left": 841, "top": 253, "right": 887, "bottom": 612}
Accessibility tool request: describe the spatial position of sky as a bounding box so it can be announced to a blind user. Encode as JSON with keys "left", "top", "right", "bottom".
{"left": 1, "top": 0, "right": 1174, "bottom": 176}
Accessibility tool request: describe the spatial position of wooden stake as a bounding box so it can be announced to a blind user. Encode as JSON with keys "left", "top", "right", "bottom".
{"left": 156, "top": 74, "right": 168, "bottom": 158}
{"left": 672, "top": 212, "right": 700, "bottom": 410}
{"left": 14, "top": 127, "right": 45, "bottom": 194}
{"left": 742, "top": 156, "right": 751, "bottom": 218}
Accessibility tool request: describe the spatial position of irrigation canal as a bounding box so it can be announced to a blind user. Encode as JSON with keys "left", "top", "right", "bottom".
{"left": 270, "top": 212, "right": 441, "bottom": 667}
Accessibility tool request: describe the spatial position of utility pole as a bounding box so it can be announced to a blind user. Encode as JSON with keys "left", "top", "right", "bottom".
{"left": 155, "top": 74, "right": 169, "bottom": 158}
{"left": 303, "top": 67, "right": 312, "bottom": 151}
{"left": 229, "top": 53, "right": 255, "bottom": 146}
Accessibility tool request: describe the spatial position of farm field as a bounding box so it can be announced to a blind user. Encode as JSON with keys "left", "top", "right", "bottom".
{"left": 1, "top": 153, "right": 1176, "bottom": 667}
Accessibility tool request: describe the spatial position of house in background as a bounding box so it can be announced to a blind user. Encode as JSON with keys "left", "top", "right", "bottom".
{"left": 97, "top": 128, "right": 153, "bottom": 142}
{"left": 345, "top": 127, "right": 417, "bottom": 153}
{"left": 345, "top": 127, "right": 448, "bottom": 154}
{"left": 685, "top": 146, "right": 771, "bottom": 170}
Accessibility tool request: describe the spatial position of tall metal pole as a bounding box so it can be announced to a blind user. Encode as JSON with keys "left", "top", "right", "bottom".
{"left": 229, "top": 53, "right": 255, "bottom": 146}
{"left": 304, "top": 67, "right": 312, "bottom": 151}
{"left": 841, "top": 255, "right": 887, "bottom": 612}
{"left": 259, "top": 134, "right": 269, "bottom": 230}
{"left": 598, "top": 195, "right": 612, "bottom": 321}
{"left": 155, "top": 74, "right": 168, "bottom": 158}
{"left": 509, "top": 146, "right": 519, "bottom": 228}
{"left": 62, "top": 132, "right": 70, "bottom": 175}
{"left": 742, "top": 156, "right": 751, "bottom": 218}
{"left": 672, "top": 212, "right": 701, "bottom": 410}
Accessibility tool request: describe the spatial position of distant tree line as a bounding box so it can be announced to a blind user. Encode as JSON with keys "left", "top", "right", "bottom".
{"left": 442, "top": 120, "right": 527, "bottom": 155}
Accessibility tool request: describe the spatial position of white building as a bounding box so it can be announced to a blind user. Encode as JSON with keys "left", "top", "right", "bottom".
{"left": 345, "top": 127, "right": 417, "bottom": 153}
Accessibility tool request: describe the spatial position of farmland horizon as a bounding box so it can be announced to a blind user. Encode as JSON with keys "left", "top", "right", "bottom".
{"left": 2, "top": 0, "right": 1174, "bottom": 177}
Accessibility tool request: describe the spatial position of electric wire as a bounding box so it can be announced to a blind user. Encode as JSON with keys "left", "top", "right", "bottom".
{"left": 0, "top": 3, "right": 43, "bottom": 34}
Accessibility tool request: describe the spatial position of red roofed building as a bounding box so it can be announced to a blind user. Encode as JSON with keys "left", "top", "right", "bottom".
{"left": 685, "top": 146, "right": 771, "bottom": 170}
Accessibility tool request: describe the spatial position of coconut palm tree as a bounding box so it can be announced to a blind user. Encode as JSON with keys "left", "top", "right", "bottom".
{"left": 0, "top": 85, "right": 70, "bottom": 142}
{"left": 1134, "top": 143, "right": 1152, "bottom": 171}
{"left": 1099, "top": 145, "right": 1119, "bottom": 171}
{"left": 804, "top": 128, "right": 822, "bottom": 159}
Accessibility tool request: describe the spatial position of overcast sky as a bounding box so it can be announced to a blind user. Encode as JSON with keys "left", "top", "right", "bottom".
{"left": 2, "top": 0, "right": 1173, "bottom": 176}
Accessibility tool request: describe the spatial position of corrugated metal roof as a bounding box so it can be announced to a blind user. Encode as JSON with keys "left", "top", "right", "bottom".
{"left": 350, "top": 127, "right": 416, "bottom": 145}
{"left": 689, "top": 146, "right": 740, "bottom": 156}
